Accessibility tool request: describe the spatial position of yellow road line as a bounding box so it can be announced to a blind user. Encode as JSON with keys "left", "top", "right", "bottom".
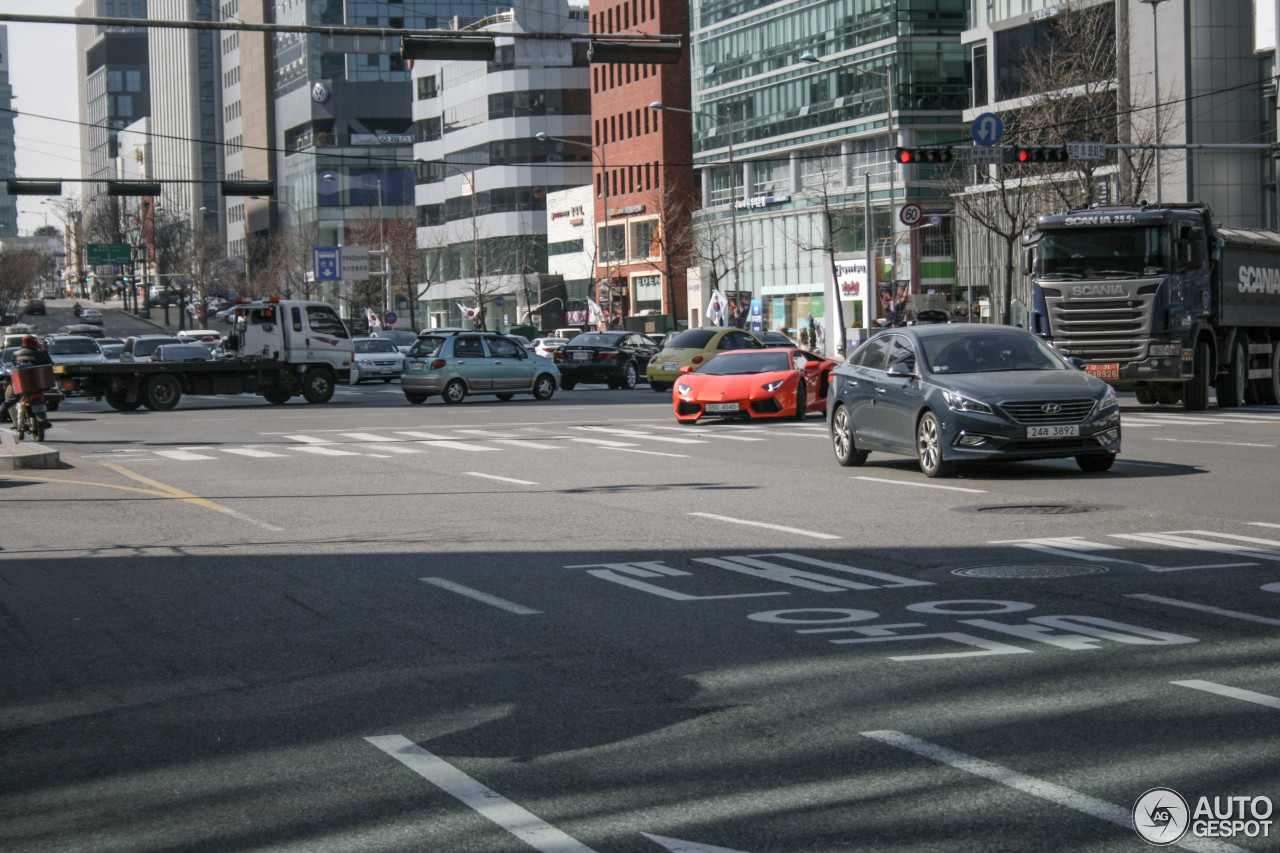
{"left": 0, "top": 463, "right": 231, "bottom": 511}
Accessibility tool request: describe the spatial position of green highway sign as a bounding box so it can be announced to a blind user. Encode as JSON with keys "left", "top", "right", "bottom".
{"left": 87, "top": 243, "right": 133, "bottom": 265}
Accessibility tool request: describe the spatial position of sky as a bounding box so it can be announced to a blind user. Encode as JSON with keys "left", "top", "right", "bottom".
{"left": 2, "top": 1, "right": 81, "bottom": 235}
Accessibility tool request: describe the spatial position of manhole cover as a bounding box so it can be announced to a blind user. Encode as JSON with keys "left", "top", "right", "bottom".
{"left": 952, "top": 564, "right": 1110, "bottom": 579}
{"left": 976, "top": 504, "right": 1099, "bottom": 515}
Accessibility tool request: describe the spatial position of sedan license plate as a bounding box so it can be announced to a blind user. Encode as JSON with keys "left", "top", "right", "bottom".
{"left": 1027, "top": 424, "right": 1079, "bottom": 439}
{"left": 1085, "top": 362, "right": 1120, "bottom": 380}
{"left": 573, "top": 351, "right": 591, "bottom": 361}
{"left": 663, "top": 361, "right": 678, "bottom": 370}
{"left": 705, "top": 402, "right": 740, "bottom": 413}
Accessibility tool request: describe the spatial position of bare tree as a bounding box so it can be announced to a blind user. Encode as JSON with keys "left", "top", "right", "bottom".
{"left": 262, "top": 221, "right": 319, "bottom": 301}
{"left": 636, "top": 181, "right": 698, "bottom": 328}
{"left": 0, "top": 250, "right": 46, "bottom": 318}
{"left": 384, "top": 218, "right": 422, "bottom": 331}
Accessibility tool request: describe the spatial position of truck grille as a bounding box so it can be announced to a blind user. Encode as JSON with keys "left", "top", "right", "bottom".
{"left": 1041, "top": 285, "right": 1157, "bottom": 361}
{"left": 999, "top": 399, "right": 1097, "bottom": 424}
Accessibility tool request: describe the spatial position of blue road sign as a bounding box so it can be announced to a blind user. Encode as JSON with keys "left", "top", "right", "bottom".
{"left": 972, "top": 113, "right": 1004, "bottom": 147}
{"left": 313, "top": 247, "right": 342, "bottom": 281}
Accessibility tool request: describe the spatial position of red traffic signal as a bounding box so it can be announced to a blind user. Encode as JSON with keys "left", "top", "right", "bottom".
{"left": 1015, "top": 146, "right": 1069, "bottom": 163}
{"left": 896, "top": 147, "right": 953, "bottom": 164}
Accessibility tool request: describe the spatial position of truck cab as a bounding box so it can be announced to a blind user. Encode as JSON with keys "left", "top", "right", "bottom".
{"left": 230, "top": 299, "right": 353, "bottom": 373}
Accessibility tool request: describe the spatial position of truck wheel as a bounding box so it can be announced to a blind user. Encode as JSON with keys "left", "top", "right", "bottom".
{"left": 1217, "top": 338, "right": 1248, "bottom": 408}
{"left": 301, "top": 367, "right": 335, "bottom": 404}
{"left": 1184, "top": 341, "right": 1211, "bottom": 412}
{"left": 263, "top": 388, "right": 292, "bottom": 405}
{"left": 105, "top": 388, "right": 142, "bottom": 411}
{"left": 1261, "top": 343, "right": 1280, "bottom": 406}
{"left": 1134, "top": 388, "right": 1154, "bottom": 405}
{"left": 145, "top": 375, "right": 182, "bottom": 411}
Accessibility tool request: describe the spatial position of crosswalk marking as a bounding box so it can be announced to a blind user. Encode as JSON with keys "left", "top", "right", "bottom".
{"left": 283, "top": 434, "right": 334, "bottom": 444}
{"left": 341, "top": 432, "right": 399, "bottom": 442}
{"left": 394, "top": 430, "right": 497, "bottom": 451}
{"left": 649, "top": 425, "right": 767, "bottom": 441}
{"left": 573, "top": 425, "right": 705, "bottom": 444}
{"left": 154, "top": 449, "right": 216, "bottom": 461}
{"left": 221, "top": 447, "right": 287, "bottom": 458}
{"left": 292, "top": 445, "right": 361, "bottom": 456}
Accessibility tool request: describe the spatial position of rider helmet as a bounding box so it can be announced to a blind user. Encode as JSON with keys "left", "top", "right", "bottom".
{"left": 20, "top": 335, "right": 40, "bottom": 348}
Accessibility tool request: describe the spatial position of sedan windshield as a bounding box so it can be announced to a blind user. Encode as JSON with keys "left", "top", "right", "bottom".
{"left": 699, "top": 351, "right": 792, "bottom": 375}
{"left": 570, "top": 333, "right": 624, "bottom": 347}
{"left": 355, "top": 340, "right": 398, "bottom": 354}
{"left": 921, "top": 332, "right": 1068, "bottom": 374}
{"left": 49, "top": 339, "right": 101, "bottom": 355}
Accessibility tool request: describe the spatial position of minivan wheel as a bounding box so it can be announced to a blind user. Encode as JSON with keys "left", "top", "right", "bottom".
{"left": 532, "top": 374, "right": 556, "bottom": 400}
{"left": 442, "top": 379, "right": 466, "bottom": 404}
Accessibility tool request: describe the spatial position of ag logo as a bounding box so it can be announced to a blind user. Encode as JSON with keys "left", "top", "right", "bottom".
{"left": 1134, "top": 787, "right": 1189, "bottom": 845}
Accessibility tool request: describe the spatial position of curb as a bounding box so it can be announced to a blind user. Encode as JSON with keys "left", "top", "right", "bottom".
{"left": 0, "top": 439, "right": 60, "bottom": 469}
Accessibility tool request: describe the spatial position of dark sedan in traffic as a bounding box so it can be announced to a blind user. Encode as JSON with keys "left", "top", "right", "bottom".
{"left": 827, "top": 324, "right": 1121, "bottom": 477}
{"left": 553, "top": 331, "right": 660, "bottom": 390}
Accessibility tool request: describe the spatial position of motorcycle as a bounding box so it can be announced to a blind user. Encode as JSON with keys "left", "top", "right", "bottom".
{"left": 12, "top": 389, "right": 48, "bottom": 442}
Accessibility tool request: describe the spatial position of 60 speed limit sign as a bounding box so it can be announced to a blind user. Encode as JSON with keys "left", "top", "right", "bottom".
{"left": 899, "top": 203, "right": 923, "bottom": 227}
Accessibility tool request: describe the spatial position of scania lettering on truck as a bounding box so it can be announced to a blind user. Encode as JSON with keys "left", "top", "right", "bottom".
{"left": 53, "top": 299, "right": 354, "bottom": 410}
{"left": 1024, "top": 203, "right": 1280, "bottom": 410}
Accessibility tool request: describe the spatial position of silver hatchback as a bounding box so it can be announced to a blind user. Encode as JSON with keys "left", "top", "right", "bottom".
{"left": 400, "top": 332, "right": 559, "bottom": 404}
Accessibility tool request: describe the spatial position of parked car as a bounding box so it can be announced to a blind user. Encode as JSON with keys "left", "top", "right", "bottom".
{"left": 674, "top": 348, "right": 835, "bottom": 423}
{"left": 44, "top": 335, "right": 108, "bottom": 366}
{"left": 176, "top": 329, "right": 224, "bottom": 348}
{"left": 552, "top": 327, "right": 583, "bottom": 340}
{"left": 120, "top": 335, "right": 183, "bottom": 363}
{"left": 0, "top": 346, "right": 64, "bottom": 410}
{"left": 759, "top": 330, "right": 797, "bottom": 347}
{"left": 97, "top": 337, "right": 125, "bottom": 361}
{"left": 529, "top": 337, "right": 569, "bottom": 358}
{"left": 78, "top": 307, "right": 104, "bottom": 325}
{"left": 827, "top": 324, "right": 1122, "bottom": 477}
{"left": 351, "top": 336, "right": 406, "bottom": 383}
{"left": 645, "top": 327, "right": 765, "bottom": 392}
{"left": 400, "top": 331, "right": 558, "bottom": 405}
{"left": 553, "top": 331, "right": 660, "bottom": 390}
{"left": 150, "top": 343, "right": 216, "bottom": 363}
{"left": 506, "top": 333, "right": 534, "bottom": 351}
{"left": 371, "top": 329, "right": 420, "bottom": 353}
{"left": 56, "top": 323, "right": 106, "bottom": 340}
{"left": 23, "top": 298, "right": 46, "bottom": 316}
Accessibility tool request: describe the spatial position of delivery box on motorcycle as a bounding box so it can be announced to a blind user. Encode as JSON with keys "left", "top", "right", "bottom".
{"left": 10, "top": 364, "right": 54, "bottom": 394}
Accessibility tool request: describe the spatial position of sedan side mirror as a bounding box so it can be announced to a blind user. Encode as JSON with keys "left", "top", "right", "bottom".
{"left": 886, "top": 361, "right": 915, "bottom": 377}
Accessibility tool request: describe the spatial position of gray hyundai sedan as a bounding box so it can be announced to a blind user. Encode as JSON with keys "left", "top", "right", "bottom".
{"left": 827, "top": 324, "right": 1121, "bottom": 477}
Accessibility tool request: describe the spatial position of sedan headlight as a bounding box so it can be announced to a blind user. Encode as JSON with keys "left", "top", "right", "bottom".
{"left": 940, "top": 389, "right": 993, "bottom": 415}
{"left": 1098, "top": 386, "right": 1117, "bottom": 409}
{"left": 676, "top": 382, "right": 693, "bottom": 395}
{"left": 762, "top": 379, "right": 786, "bottom": 392}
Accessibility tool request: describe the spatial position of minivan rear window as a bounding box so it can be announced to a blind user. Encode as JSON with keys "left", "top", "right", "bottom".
{"left": 409, "top": 335, "right": 446, "bottom": 357}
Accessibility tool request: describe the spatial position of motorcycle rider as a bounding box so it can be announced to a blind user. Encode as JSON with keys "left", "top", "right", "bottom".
{"left": 1, "top": 336, "right": 54, "bottom": 426}
{"left": 73, "top": 301, "right": 82, "bottom": 317}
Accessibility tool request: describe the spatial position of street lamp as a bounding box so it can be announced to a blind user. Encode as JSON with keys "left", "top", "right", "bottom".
{"left": 535, "top": 131, "right": 610, "bottom": 328}
{"left": 417, "top": 158, "right": 485, "bottom": 328}
{"left": 650, "top": 101, "right": 743, "bottom": 307}
{"left": 1139, "top": 0, "right": 1168, "bottom": 204}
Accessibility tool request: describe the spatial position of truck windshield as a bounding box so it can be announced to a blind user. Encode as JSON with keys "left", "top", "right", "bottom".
{"left": 1037, "top": 226, "right": 1169, "bottom": 279}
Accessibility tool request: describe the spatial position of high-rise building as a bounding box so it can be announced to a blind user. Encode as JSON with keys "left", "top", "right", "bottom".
{"left": 221, "top": 0, "right": 276, "bottom": 267}
{"left": 148, "top": 0, "right": 222, "bottom": 233}
{"left": 687, "top": 0, "right": 969, "bottom": 345}
{"left": 0, "top": 26, "right": 17, "bottom": 238}
{"left": 76, "top": 0, "right": 151, "bottom": 187}
{"left": 411, "top": 1, "right": 592, "bottom": 331}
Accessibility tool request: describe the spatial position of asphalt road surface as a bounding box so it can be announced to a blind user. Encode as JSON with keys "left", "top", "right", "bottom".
{"left": 3, "top": 302, "right": 1279, "bottom": 852}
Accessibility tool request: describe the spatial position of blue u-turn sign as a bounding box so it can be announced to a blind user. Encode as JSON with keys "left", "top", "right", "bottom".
{"left": 972, "top": 112, "right": 1004, "bottom": 147}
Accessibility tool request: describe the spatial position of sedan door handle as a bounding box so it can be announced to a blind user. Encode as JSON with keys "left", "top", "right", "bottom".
{"left": 875, "top": 387, "right": 887, "bottom": 395}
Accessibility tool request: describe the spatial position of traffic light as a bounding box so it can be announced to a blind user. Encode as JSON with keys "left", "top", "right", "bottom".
{"left": 1015, "top": 146, "right": 1069, "bottom": 163}
{"left": 896, "top": 147, "right": 954, "bottom": 164}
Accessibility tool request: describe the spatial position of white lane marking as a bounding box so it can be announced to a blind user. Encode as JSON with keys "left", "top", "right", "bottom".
{"left": 861, "top": 730, "right": 1247, "bottom": 853}
{"left": 1127, "top": 415, "right": 1220, "bottom": 425}
{"left": 688, "top": 512, "right": 841, "bottom": 540}
{"left": 340, "top": 432, "right": 398, "bottom": 442}
{"left": 291, "top": 445, "right": 361, "bottom": 456}
{"left": 283, "top": 434, "right": 333, "bottom": 444}
{"left": 360, "top": 444, "right": 422, "bottom": 454}
{"left": 365, "top": 735, "right": 597, "bottom": 853}
{"left": 153, "top": 449, "right": 216, "bottom": 461}
{"left": 1112, "top": 531, "right": 1280, "bottom": 562}
{"left": 642, "top": 834, "right": 755, "bottom": 852}
{"left": 217, "top": 508, "right": 284, "bottom": 532}
{"left": 1127, "top": 593, "right": 1280, "bottom": 626}
{"left": 853, "top": 476, "right": 987, "bottom": 493}
{"left": 1173, "top": 680, "right": 1280, "bottom": 710}
{"left": 1250, "top": 522, "right": 1280, "bottom": 529}
{"left": 396, "top": 431, "right": 498, "bottom": 451}
{"left": 608, "top": 448, "right": 689, "bottom": 458}
{"left": 649, "top": 425, "right": 766, "bottom": 441}
{"left": 221, "top": 447, "right": 287, "bottom": 458}
{"left": 466, "top": 472, "right": 537, "bottom": 486}
{"left": 420, "top": 577, "right": 540, "bottom": 614}
{"left": 573, "top": 425, "right": 705, "bottom": 444}
{"left": 491, "top": 439, "right": 562, "bottom": 450}
{"left": 571, "top": 437, "right": 637, "bottom": 448}
{"left": 1151, "top": 438, "right": 1274, "bottom": 447}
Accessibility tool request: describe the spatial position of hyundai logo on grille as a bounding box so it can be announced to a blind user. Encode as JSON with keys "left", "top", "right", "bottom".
{"left": 1041, "top": 402, "right": 1062, "bottom": 414}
